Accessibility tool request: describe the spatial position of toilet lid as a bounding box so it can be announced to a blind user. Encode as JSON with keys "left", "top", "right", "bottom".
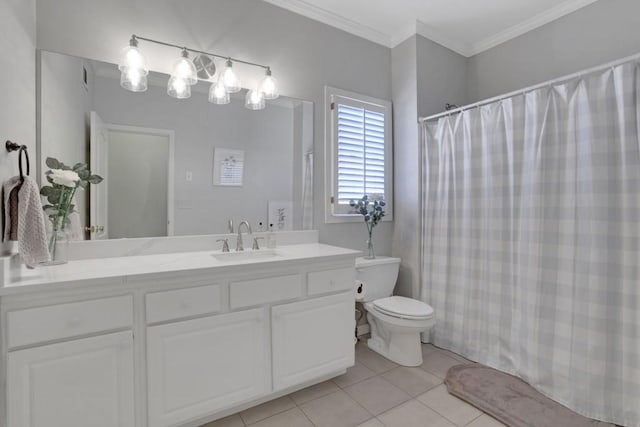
{"left": 373, "top": 296, "right": 434, "bottom": 320}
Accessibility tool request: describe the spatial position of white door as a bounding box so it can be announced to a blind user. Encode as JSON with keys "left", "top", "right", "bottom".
{"left": 90, "top": 111, "right": 109, "bottom": 239}
{"left": 147, "top": 308, "right": 267, "bottom": 427}
{"left": 7, "top": 331, "right": 135, "bottom": 427}
{"left": 272, "top": 292, "right": 354, "bottom": 391}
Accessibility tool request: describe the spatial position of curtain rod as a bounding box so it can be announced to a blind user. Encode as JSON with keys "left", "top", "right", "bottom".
{"left": 419, "top": 51, "right": 640, "bottom": 123}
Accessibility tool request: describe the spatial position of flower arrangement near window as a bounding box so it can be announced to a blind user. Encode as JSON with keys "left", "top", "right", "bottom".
{"left": 349, "top": 195, "right": 386, "bottom": 259}
{"left": 40, "top": 157, "right": 103, "bottom": 264}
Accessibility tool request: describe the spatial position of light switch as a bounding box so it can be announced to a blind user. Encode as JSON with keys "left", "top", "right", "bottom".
{"left": 186, "top": 171, "right": 193, "bottom": 181}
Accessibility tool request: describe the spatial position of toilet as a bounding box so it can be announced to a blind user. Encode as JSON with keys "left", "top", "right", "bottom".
{"left": 355, "top": 256, "right": 435, "bottom": 367}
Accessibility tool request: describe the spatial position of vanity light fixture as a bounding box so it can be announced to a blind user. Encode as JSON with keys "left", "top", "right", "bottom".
{"left": 209, "top": 77, "right": 231, "bottom": 105}
{"left": 245, "top": 88, "right": 266, "bottom": 110}
{"left": 259, "top": 67, "right": 279, "bottom": 100}
{"left": 221, "top": 59, "right": 242, "bottom": 93}
{"left": 170, "top": 49, "right": 198, "bottom": 85}
{"left": 118, "top": 34, "right": 278, "bottom": 110}
{"left": 118, "top": 36, "right": 149, "bottom": 92}
{"left": 167, "top": 76, "right": 191, "bottom": 99}
{"left": 120, "top": 67, "right": 148, "bottom": 92}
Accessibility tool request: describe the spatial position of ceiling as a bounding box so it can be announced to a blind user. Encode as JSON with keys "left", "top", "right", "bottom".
{"left": 263, "top": 0, "right": 600, "bottom": 56}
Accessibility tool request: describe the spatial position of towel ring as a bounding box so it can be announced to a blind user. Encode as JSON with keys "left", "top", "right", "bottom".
{"left": 5, "top": 140, "right": 30, "bottom": 182}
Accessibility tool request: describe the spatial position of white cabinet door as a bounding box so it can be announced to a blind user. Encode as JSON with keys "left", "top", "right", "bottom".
{"left": 272, "top": 292, "right": 354, "bottom": 390}
{"left": 7, "top": 331, "right": 135, "bottom": 427}
{"left": 147, "top": 308, "right": 267, "bottom": 427}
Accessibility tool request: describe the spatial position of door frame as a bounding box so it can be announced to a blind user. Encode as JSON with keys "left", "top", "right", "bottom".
{"left": 106, "top": 124, "right": 176, "bottom": 237}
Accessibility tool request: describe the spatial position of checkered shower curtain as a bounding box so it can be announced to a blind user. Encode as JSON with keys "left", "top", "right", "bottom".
{"left": 421, "top": 61, "right": 640, "bottom": 426}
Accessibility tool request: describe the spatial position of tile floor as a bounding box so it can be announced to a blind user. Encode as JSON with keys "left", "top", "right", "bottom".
{"left": 201, "top": 340, "right": 506, "bottom": 427}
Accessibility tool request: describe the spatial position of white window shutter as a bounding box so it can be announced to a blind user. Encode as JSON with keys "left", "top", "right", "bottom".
{"left": 333, "top": 97, "right": 386, "bottom": 214}
{"left": 324, "top": 86, "right": 392, "bottom": 223}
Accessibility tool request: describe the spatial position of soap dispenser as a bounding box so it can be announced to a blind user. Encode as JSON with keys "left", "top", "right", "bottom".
{"left": 267, "top": 223, "right": 277, "bottom": 248}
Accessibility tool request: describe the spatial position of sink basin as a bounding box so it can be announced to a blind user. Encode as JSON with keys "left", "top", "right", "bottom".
{"left": 212, "top": 249, "right": 282, "bottom": 263}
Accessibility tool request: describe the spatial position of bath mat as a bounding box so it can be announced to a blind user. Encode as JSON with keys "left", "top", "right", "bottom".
{"left": 445, "top": 364, "right": 615, "bottom": 427}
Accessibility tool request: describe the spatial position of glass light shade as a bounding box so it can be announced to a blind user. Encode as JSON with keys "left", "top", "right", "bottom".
{"left": 222, "top": 60, "right": 241, "bottom": 93}
{"left": 245, "top": 88, "right": 265, "bottom": 110}
{"left": 120, "top": 68, "right": 148, "bottom": 92}
{"left": 259, "top": 70, "right": 279, "bottom": 100}
{"left": 118, "top": 38, "right": 148, "bottom": 75}
{"left": 167, "top": 76, "right": 191, "bottom": 99}
{"left": 208, "top": 78, "right": 230, "bottom": 105}
{"left": 170, "top": 50, "right": 198, "bottom": 85}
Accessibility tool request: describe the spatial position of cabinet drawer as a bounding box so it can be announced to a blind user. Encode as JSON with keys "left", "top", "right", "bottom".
{"left": 146, "top": 284, "right": 222, "bottom": 324}
{"left": 7, "top": 295, "right": 133, "bottom": 349}
{"left": 230, "top": 274, "right": 302, "bottom": 309}
{"left": 307, "top": 267, "right": 355, "bottom": 296}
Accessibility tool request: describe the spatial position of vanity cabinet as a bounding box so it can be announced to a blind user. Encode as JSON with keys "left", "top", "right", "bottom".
{"left": 0, "top": 242, "right": 358, "bottom": 427}
{"left": 4, "top": 294, "right": 135, "bottom": 427}
{"left": 272, "top": 292, "right": 354, "bottom": 390}
{"left": 146, "top": 308, "right": 267, "bottom": 427}
{"left": 7, "top": 331, "right": 135, "bottom": 427}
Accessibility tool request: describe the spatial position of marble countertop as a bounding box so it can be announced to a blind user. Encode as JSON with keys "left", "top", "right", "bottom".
{"left": 1, "top": 244, "right": 361, "bottom": 296}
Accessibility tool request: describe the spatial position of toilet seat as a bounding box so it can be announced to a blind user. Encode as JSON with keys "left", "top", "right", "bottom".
{"left": 373, "top": 296, "right": 434, "bottom": 320}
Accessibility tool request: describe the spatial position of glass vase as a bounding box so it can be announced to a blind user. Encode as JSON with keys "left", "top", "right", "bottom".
{"left": 366, "top": 233, "right": 376, "bottom": 259}
{"left": 44, "top": 228, "right": 69, "bottom": 265}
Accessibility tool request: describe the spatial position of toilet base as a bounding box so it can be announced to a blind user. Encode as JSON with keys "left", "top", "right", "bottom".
{"left": 367, "top": 329, "right": 424, "bottom": 367}
{"left": 365, "top": 308, "right": 435, "bottom": 367}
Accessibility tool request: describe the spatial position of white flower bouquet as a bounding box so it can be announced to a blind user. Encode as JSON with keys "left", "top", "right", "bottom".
{"left": 40, "top": 157, "right": 103, "bottom": 261}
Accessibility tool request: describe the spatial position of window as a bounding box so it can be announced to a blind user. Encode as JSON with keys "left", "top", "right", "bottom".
{"left": 325, "top": 87, "right": 393, "bottom": 223}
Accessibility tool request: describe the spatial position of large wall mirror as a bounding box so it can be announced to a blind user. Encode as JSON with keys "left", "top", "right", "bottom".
{"left": 37, "top": 50, "right": 314, "bottom": 240}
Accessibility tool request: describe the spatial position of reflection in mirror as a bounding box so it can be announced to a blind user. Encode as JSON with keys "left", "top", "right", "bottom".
{"left": 38, "top": 50, "right": 313, "bottom": 240}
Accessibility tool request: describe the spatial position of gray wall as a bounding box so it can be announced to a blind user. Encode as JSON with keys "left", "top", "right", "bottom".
{"left": 93, "top": 75, "right": 295, "bottom": 236}
{"left": 39, "top": 51, "right": 93, "bottom": 233}
{"left": 391, "top": 36, "right": 419, "bottom": 298}
{"left": 0, "top": 0, "right": 36, "bottom": 255}
{"left": 392, "top": 35, "right": 469, "bottom": 300}
{"left": 468, "top": 0, "right": 640, "bottom": 103}
{"left": 416, "top": 35, "right": 468, "bottom": 118}
{"left": 35, "top": 0, "right": 394, "bottom": 254}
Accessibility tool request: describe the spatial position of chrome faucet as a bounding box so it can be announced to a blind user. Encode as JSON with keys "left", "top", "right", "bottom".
{"left": 236, "top": 221, "right": 252, "bottom": 251}
{"left": 216, "top": 238, "right": 230, "bottom": 252}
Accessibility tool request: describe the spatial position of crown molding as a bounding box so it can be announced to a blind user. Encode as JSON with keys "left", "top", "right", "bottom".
{"left": 389, "top": 22, "right": 418, "bottom": 48}
{"left": 413, "top": 20, "right": 474, "bottom": 57}
{"left": 263, "top": 0, "right": 392, "bottom": 47}
{"left": 264, "top": 0, "right": 600, "bottom": 57}
{"left": 470, "top": 0, "right": 601, "bottom": 55}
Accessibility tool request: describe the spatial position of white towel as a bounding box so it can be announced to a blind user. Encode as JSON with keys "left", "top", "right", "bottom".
{"left": 3, "top": 176, "right": 50, "bottom": 267}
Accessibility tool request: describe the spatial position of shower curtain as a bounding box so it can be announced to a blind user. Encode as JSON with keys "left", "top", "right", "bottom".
{"left": 421, "top": 60, "right": 640, "bottom": 426}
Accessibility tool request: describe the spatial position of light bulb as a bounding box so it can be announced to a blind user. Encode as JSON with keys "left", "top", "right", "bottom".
{"left": 259, "top": 68, "right": 279, "bottom": 100}
{"left": 170, "top": 49, "right": 198, "bottom": 85}
{"left": 245, "top": 88, "right": 265, "bottom": 110}
{"left": 118, "top": 36, "right": 148, "bottom": 75}
{"left": 208, "top": 77, "right": 230, "bottom": 104}
{"left": 167, "top": 76, "right": 191, "bottom": 99}
{"left": 120, "top": 67, "right": 148, "bottom": 92}
{"left": 222, "top": 59, "right": 241, "bottom": 93}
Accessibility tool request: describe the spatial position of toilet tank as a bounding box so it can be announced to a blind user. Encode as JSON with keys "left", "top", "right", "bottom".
{"left": 355, "top": 256, "right": 401, "bottom": 302}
